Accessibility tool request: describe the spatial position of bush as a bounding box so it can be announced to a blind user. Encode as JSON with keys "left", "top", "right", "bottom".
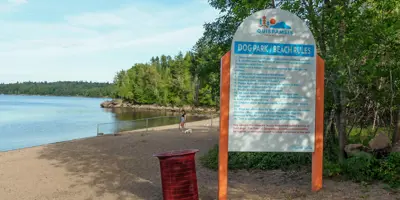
{"left": 337, "top": 152, "right": 400, "bottom": 187}
{"left": 341, "top": 152, "right": 379, "bottom": 182}
{"left": 200, "top": 145, "right": 400, "bottom": 188}
{"left": 323, "top": 160, "right": 342, "bottom": 177}
{"left": 200, "top": 144, "right": 219, "bottom": 170}
{"left": 200, "top": 144, "right": 311, "bottom": 171}
{"left": 376, "top": 152, "right": 400, "bottom": 188}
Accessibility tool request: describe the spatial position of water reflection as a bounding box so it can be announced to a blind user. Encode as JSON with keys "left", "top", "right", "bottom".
{"left": 99, "top": 108, "right": 210, "bottom": 134}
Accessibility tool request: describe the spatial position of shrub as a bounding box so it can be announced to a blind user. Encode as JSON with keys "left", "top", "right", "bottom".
{"left": 200, "top": 144, "right": 311, "bottom": 171}
{"left": 200, "top": 145, "right": 400, "bottom": 188}
{"left": 376, "top": 152, "right": 400, "bottom": 188}
{"left": 200, "top": 144, "right": 219, "bottom": 170}
{"left": 341, "top": 151, "right": 379, "bottom": 182}
{"left": 323, "top": 160, "right": 342, "bottom": 177}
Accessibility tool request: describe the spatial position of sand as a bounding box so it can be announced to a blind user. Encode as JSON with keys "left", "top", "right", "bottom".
{"left": 0, "top": 118, "right": 399, "bottom": 200}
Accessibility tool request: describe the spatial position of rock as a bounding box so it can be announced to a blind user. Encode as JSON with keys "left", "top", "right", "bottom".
{"left": 368, "top": 132, "right": 391, "bottom": 150}
{"left": 100, "top": 100, "right": 112, "bottom": 108}
{"left": 100, "top": 99, "right": 219, "bottom": 114}
{"left": 182, "top": 105, "right": 192, "bottom": 111}
{"left": 345, "top": 143, "right": 365, "bottom": 156}
{"left": 392, "top": 143, "right": 400, "bottom": 152}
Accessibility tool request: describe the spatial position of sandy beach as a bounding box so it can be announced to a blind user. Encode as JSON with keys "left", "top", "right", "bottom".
{"left": 0, "top": 118, "right": 399, "bottom": 200}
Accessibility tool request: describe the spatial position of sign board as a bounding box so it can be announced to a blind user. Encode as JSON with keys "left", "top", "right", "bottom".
{"left": 228, "top": 9, "right": 317, "bottom": 152}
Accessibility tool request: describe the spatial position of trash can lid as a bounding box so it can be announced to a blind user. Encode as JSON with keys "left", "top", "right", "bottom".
{"left": 153, "top": 149, "right": 199, "bottom": 158}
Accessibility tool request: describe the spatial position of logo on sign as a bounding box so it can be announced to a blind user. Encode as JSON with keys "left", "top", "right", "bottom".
{"left": 257, "top": 16, "right": 293, "bottom": 36}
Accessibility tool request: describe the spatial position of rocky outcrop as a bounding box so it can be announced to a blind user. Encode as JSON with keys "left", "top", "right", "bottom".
{"left": 101, "top": 99, "right": 123, "bottom": 108}
{"left": 100, "top": 99, "right": 218, "bottom": 113}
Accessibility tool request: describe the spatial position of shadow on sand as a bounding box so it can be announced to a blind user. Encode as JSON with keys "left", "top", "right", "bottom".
{"left": 37, "top": 127, "right": 219, "bottom": 200}
{"left": 36, "top": 126, "right": 399, "bottom": 200}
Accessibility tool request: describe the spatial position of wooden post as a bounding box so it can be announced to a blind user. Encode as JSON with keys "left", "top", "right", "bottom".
{"left": 312, "top": 55, "right": 325, "bottom": 192}
{"left": 218, "top": 51, "right": 230, "bottom": 200}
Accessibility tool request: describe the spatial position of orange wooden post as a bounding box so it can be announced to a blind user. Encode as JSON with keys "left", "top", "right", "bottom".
{"left": 218, "top": 51, "right": 230, "bottom": 200}
{"left": 312, "top": 55, "right": 325, "bottom": 192}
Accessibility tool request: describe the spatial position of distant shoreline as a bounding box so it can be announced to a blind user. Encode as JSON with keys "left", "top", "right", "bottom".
{"left": 0, "top": 93, "right": 112, "bottom": 99}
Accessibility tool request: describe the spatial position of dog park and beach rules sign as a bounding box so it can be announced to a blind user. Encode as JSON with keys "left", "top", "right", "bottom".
{"left": 228, "top": 9, "right": 317, "bottom": 152}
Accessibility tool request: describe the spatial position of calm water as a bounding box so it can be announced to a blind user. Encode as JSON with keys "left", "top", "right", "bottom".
{"left": 0, "top": 95, "right": 208, "bottom": 152}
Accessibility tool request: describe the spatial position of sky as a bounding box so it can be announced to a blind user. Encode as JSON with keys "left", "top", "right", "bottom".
{"left": 0, "top": 0, "right": 220, "bottom": 83}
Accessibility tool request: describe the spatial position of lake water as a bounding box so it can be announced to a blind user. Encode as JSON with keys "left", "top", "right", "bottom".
{"left": 0, "top": 95, "right": 208, "bottom": 152}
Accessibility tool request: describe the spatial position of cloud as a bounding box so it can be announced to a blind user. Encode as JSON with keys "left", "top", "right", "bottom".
{"left": 0, "top": 26, "right": 204, "bottom": 57}
{"left": 0, "top": 0, "right": 26, "bottom": 12}
{"left": 1, "top": 1, "right": 219, "bottom": 57}
{"left": 65, "top": 13, "right": 127, "bottom": 27}
{"left": 0, "top": 0, "right": 219, "bottom": 83}
{"left": 8, "top": 0, "right": 28, "bottom": 5}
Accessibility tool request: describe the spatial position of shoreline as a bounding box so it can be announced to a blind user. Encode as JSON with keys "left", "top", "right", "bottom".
{"left": 0, "top": 117, "right": 220, "bottom": 154}
{"left": 117, "top": 117, "right": 220, "bottom": 134}
{"left": 101, "top": 99, "right": 219, "bottom": 114}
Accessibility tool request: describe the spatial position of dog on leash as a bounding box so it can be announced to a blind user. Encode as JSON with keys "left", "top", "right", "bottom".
{"left": 183, "top": 128, "right": 193, "bottom": 134}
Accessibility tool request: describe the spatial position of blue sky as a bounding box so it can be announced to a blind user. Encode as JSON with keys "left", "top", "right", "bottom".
{"left": 0, "top": 0, "right": 219, "bottom": 83}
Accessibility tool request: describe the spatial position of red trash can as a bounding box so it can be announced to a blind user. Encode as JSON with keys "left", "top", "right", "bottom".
{"left": 153, "top": 149, "right": 199, "bottom": 200}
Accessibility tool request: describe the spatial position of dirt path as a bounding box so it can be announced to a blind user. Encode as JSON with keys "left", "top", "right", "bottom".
{"left": 0, "top": 121, "right": 399, "bottom": 200}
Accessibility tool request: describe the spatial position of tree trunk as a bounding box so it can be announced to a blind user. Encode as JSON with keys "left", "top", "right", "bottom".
{"left": 393, "top": 106, "right": 400, "bottom": 146}
{"left": 194, "top": 76, "right": 200, "bottom": 106}
{"left": 372, "top": 103, "right": 380, "bottom": 130}
{"left": 334, "top": 89, "right": 347, "bottom": 163}
{"left": 325, "top": 108, "right": 335, "bottom": 140}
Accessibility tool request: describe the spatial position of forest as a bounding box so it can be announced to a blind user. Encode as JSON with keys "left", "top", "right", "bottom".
{"left": 0, "top": 81, "right": 113, "bottom": 97}
{"left": 112, "top": 52, "right": 218, "bottom": 107}
{"left": 111, "top": 0, "right": 400, "bottom": 187}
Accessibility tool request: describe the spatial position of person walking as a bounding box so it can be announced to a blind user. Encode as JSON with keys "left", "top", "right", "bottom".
{"left": 179, "top": 110, "right": 186, "bottom": 131}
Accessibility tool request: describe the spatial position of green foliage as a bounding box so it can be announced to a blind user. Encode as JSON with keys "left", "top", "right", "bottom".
{"left": 341, "top": 152, "right": 379, "bottom": 182}
{"left": 197, "top": 0, "right": 400, "bottom": 190}
{"left": 113, "top": 52, "right": 206, "bottom": 107}
{"left": 200, "top": 145, "right": 311, "bottom": 171}
{"left": 198, "top": 84, "right": 215, "bottom": 106}
{"left": 200, "top": 144, "right": 219, "bottom": 170}
{"left": 323, "top": 160, "right": 342, "bottom": 177}
{"left": 201, "top": 145, "right": 400, "bottom": 188}
{"left": 112, "top": 0, "right": 400, "bottom": 112}
{"left": 376, "top": 152, "right": 400, "bottom": 188}
{"left": 337, "top": 152, "right": 400, "bottom": 188}
{"left": 0, "top": 81, "right": 113, "bottom": 97}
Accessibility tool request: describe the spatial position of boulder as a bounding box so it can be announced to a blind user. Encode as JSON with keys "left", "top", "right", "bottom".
{"left": 368, "top": 132, "right": 391, "bottom": 150}
{"left": 100, "top": 100, "right": 112, "bottom": 108}
{"left": 112, "top": 99, "right": 123, "bottom": 107}
{"left": 345, "top": 144, "right": 365, "bottom": 157}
